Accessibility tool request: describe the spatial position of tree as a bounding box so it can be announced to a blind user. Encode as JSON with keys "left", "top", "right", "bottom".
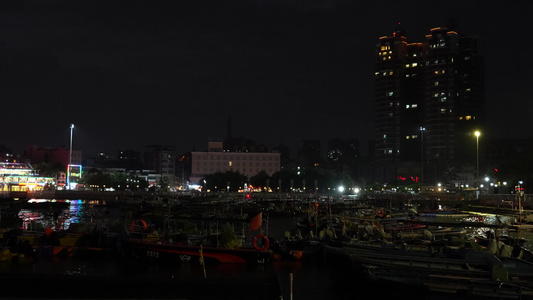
{"left": 83, "top": 172, "right": 113, "bottom": 191}
{"left": 270, "top": 169, "right": 298, "bottom": 192}
{"left": 249, "top": 170, "right": 270, "bottom": 190}
{"left": 201, "top": 171, "right": 247, "bottom": 192}
{"left": 159, "top": 176, "right": 170, "bottom": 193}
{"left": 33, "top": 162, "right": 64, "bottom": 177}
{"left": 110, "top": 172, "right": 128, "bottom": 191}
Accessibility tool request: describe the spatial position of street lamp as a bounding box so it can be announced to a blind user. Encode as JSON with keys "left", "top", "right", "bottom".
{"left": 67, "top": 123, "right": 75, "bottom": 190}
{"left": 69, "top": 124, "right": 75, "bottom": 167}
{"left": 475, "top": 131, "right": 480, "bottom": 182}
{"left": 420, "top": 127, "right": 425, "bottom": 188}
{"left": 518, "top": 180, "right": 523, "bottom": 225}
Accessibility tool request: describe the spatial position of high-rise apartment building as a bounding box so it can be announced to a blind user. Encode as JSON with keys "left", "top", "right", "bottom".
{"left": 374, "top": 22, "right": 484, "bottom": 183}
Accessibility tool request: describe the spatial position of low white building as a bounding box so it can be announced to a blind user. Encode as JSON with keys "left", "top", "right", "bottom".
{"left": 190, "top": 142, "right": 281, "bottom": 184}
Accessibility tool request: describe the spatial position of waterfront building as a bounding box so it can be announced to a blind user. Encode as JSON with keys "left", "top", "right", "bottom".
{"left": 190, "top": 142, "right": 281, "bottom": 185}
{"left": 373, "top": 22, "right": 485, "bottom": 184}
{"left": 0, "top": 162, "right": 55, "bottom": 192}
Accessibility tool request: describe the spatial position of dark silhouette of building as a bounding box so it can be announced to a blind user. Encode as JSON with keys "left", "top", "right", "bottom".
{"left": 297, "top": 139, "right": 322, "bottom": 168}
{"left": 24, "top": 145, "right": 82, "bottom": 168}
{"left": 144, "top": 145, "right": 177, "bottom": 184}
{"left": 117, "top": 149, "right": 143, "bottom": 170}
{"left": 327, "top": 138, "right": 360, "bottom": 167}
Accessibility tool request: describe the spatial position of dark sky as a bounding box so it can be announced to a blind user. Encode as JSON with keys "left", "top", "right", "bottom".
{"left": 1, "top": 0, "right": 532, "bottom": 158}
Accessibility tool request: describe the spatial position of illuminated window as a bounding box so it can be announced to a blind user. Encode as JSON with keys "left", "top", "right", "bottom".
{"left": 412, "top": 104, "right": 417, "bottom": 108}
{"left": 406, "top": 105, "right": 410, "bottom": 109}
{"left": 388, "top": 91, "right": 394, "bottom": 96}
{"left": 412, "top": 63, "right": 417, "bottom": 67}
{"left": 229, "top": 161, "right": 232, "bottom": 167}
{"left": 434, "top": 71, "right": 439, "bottom": 75}
{"left": 440, "top": 108, "right": 446, "bottom": 113}
{"left": 389, "top": 71, "right": 393, "bottom": 75}
{"left": 465, "top": 116, "right": 472, "bottom": 120}
{"left": 406, "top": 136, "right": 410, "bottom": 139}
{"left": 405, "top": 64, "right": 410, "bottom": 68}
{"left": 434, "top": 82, "right": 439, "bottom": 86}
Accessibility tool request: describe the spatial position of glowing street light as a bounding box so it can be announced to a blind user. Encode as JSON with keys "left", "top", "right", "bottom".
{"left": 475, "top": 131, "right": 480, "bottom": 182}
{"left": 68, "top": 123, "right": 75, "bottom": 190}
{"left": 420, "top": 126, "right": 426, "bottom": 188}
{"left": 69, "top": 124, "right": 75, "bottom": 167}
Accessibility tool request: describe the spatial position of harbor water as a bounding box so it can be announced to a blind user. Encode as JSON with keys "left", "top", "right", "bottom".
{"left": 1, "top": 199, "right": 532, "bottom": 299}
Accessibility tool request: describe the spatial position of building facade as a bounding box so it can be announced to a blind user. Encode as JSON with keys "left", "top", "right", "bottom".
{"left": 190, "top": 142, "right": 281, "bottom": 184}
{"left": 143, "top": 145, "right": 177, "bottom": 188}
{"left": 0, "top": 162, "right": 55, "bottom": 192}
{"left": 24, "top": 145, "right": 82, "bottom": 168}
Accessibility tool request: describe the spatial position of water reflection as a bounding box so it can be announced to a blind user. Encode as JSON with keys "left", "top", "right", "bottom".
{"left": 5, "top": 201, "right": 533, "bottom": 300}
{"left": 17, "top": 199, "right": 113, "bottom": 232}
{"left": 419, "top": 213, "right": 533, "bottom": 251}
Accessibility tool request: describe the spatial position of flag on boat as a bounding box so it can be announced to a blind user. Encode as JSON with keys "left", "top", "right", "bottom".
{"left": 249, "top": 212, "right": 262, "bottom": 231}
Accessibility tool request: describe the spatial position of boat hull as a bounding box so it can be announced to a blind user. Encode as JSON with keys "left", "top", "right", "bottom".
{"left": 123, "top": 239, "right": 273, "bottom": 265}
{"left": 325, "top": 243, "right": 533, "bottom": 299}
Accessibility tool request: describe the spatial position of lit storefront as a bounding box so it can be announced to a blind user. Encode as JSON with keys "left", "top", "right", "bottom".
{"left": 0, "top": 162, "right": 55, "bottom": 192}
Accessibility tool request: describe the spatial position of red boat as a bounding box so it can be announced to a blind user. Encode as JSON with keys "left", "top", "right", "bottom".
{"left": 123, "top": 237, "right": 273, "bottom": 264}
{"left": 122, "top": 213, "right": 273, "bottom": 265}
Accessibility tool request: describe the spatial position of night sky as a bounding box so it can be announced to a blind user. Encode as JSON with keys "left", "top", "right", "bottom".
{"left": 1, "top": 0, "right": 532, "bottom": 158}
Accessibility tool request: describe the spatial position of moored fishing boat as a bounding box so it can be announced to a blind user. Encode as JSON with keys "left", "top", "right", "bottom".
{"left": 325, "top": 239, "right": 533, "bottom": 299}
{"left": 122, "top": 212, "right": 273, "bottom": 265}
